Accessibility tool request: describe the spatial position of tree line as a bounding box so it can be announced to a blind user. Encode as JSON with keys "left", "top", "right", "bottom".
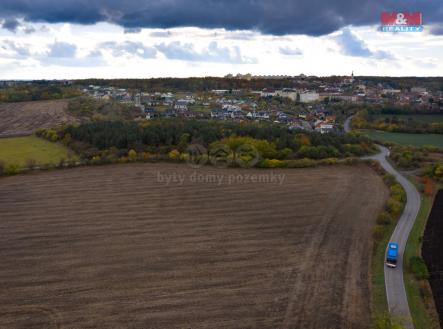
{"left": 36, "top": 120, "right": 376, "bottom": 166}
{"left": 0, "top": 85, "right": 82, "bottom": 103}
{"left": 352, "top": 110, "right": 443, "bottom": 134}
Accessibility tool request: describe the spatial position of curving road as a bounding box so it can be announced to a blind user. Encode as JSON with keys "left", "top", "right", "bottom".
{"left": 344, "top": 117, "right": 420, "bottom": 328}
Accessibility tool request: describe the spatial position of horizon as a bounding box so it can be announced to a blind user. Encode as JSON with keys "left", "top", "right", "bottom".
{"left": 2, "top": 74, "right": 443, "bottom": 82}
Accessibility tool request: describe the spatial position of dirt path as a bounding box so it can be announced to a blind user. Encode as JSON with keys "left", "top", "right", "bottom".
{"left": 0, "top": 164, "right": 387, "bottom": 329}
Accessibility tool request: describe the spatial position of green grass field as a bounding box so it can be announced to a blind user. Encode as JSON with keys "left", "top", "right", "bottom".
{"left": 0, "top": 136, "right": 77, "bottom": 167}
{"left": 371, "top": 220, "right": 396, "bottom": 317}
{"left": 365, "top": 130, "right": 443, "bottom": 148}
{"left": 372, "top": 114, "right": 443, "bottom": 124}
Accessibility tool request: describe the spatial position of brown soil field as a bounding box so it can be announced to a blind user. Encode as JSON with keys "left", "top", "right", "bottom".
{"left": 0, "top": 164, "right": 388, "bottom": 329}
{"left": 0, "top": 100, "right": 78, "bottom": 137}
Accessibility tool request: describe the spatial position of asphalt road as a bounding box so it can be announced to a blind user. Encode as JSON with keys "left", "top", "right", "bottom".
{"left": 344, "top": 117, "right": 420, "bottom": 328}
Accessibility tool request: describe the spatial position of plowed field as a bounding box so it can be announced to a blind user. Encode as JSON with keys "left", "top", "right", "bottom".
{"left": 0, "top": 164, "right": 387, "bottom": 329}
{"left": 0, "top": 100, "right": 77, "bottom": 137}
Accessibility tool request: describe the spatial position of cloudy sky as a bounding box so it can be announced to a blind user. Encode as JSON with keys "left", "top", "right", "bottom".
{"left": 0, "top": 0, "right": 442, "bottom": 79}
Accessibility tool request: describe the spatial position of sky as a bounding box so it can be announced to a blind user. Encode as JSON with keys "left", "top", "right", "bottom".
{"left": 0, "top": 0, "right": 442, "bottom": 79}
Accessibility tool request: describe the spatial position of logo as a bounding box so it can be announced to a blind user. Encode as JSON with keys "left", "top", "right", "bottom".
{"left": 380, "top": 12, "right": 423, "bottom": 32}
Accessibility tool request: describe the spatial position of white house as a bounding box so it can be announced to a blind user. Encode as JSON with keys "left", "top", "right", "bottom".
{"left": 411, "top": 87, "right": 427, "bottom": 94}
{"left": 300, "top": 92, "right": 320, "bottom": 103}
{"left": 276, "top": 89, "right": 298, "bottom": 101}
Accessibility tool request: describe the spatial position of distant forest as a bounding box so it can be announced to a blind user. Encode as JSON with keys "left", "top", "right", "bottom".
{"left": 0, "top": 84, "right": 82, "bottom": 103}
{"left": 1, "top": 77, "right": 442, "bottom": 102}
{"left": 77, "top": 77, "right": 443, "bottom": 92}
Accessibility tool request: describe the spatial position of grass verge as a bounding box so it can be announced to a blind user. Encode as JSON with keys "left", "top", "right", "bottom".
{"left": 404, "top": 189, "right": 440, "bottom": 329}
{"left": 371, "top": 220, "right": 397, "bottom": 317}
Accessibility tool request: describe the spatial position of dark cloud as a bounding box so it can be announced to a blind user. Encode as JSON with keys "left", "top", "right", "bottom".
{"left": 335, "top": 28, "right": 394, "bottom": 60}
{"left": 279, "top": 46, "right": 303, "bottom": 56}
{"left": 156, "top": 41, "right": 256, "bottom": 64}
{"left": 0, "top": 0, "right": 441, "bottom": 36}
{"left": 100, "top": 41, "right": 157, "bottom": 58}
{"left": 2, "top": 18, "right": 20, "bottom": 32}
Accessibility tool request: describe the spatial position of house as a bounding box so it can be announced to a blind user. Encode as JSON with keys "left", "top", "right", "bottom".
{"left": 174, "top": 100, "right": 189, "bottom": 111}
{"left": 411, "top": 87, "right": 427, "bottom": 95}
{"left": 382, "top": 89, "right": 401, "bottom": 95}
{"left": 318, "top": 124, "right": 335, "bottom": 134}
{"left": 299, "top": 92, "right": 320, "bottom": 103}
{"left": 163, "top": 109, "right": 177, "bottom": 118}
{"left": 144, "top": 108, "right": 156, "bottom": 120}
{"left": 276, "top": 88, "right": 298, "bottom": 101}
{"left": 211, "top": 110, "right": 225, "bottom": 119}
{"left": 314, "top": 120, "right": 335, "bottom": 134}
{"left": 260, "top": 88, "right": 277, "bottom": 98}
{"left": 247, "top": 111, "right": 270, "bottom": 120}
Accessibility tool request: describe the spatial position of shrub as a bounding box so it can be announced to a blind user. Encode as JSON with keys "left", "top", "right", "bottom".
{"left": 0, "top": 160, "right": 4, "bottom": 176}
{"left": 385, "top": 198, "right": 403, "bottom": 215}
{"left": 61, "top": 133, "right": 72, "bottom": 146}
{"left": 128, "top": 149, "right": 137, "bottom": 162}
{"left": 259, "top": 159, "right": 287, "bottom": 168}
{"left": 180, "top": 153, "right": 190, "bottom": 162}
{"left": 4, "top": 164, "right": 20, "bottom": 175}
{"left": 140, "top": 152, "right": 151, "bottom": 162}
{"left": 434, "top": 164, "right": 443, "bottom": 178}
{"left": 377, "top": 211, "right": 394, "bottom": 226}
{"left": 104, "top": 153, "right": 118, "bottom": 164}
{"left": 372, "top": 225, "right": 386, "bottom": 241}
{"left": 343, "top": 157, "right": 360, "bottom": 165}
{"left": 390, "top": 184, "right": 406, "bottom": 202}
{"left": 276, "top": 148, "right": 293, "bottom": 160}
{"left": 319, "top": 157, "right": 338, "bottom": 166}
{"left": 118, "top": 156, "right": 129, "bottom": 164}
{"left": 38, "top": 128, "right": 59, "bottom": 142}
{"left": 91, "top": 156, "right": 102, "bottom": 165}
{"left": 383, "top": 174, "right": 396, "bottom": 187}
{"left": 168, "top": 149, "right": 181, "bottom": 161}
{"left": 409, "top": 256, "right": 429, "bottom": 280}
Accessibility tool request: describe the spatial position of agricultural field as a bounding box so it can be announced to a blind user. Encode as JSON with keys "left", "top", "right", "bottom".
{"left": 0, "top": 100, "right": 78, "bottom": 137}
{"left": 0, "top": 163, "right": 388, "bottom": 329}
{"left": 365, "top": 130, "right": 443, "bottom": 148}
{"left": 0, "top": 136, "right": 76, "bottom": 167}
{"left": 372, "top": 114, "right": 443, "bottom": 124}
